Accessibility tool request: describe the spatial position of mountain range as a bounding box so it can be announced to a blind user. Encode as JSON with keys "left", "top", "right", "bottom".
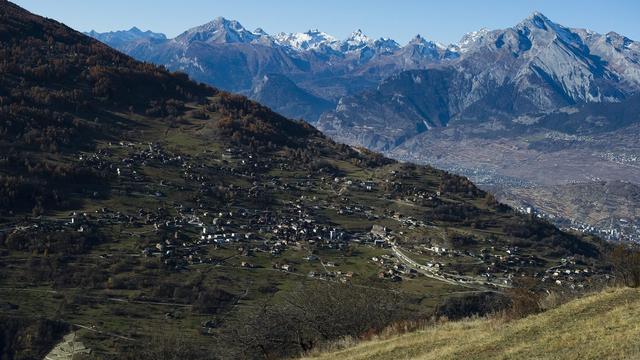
{"left": 85, "top": 17, "right": 458, "bottom": 120}
{"left": 318, "top": 12, "right": 640, "bottom": 150}
{"left": 87, "top": 13, "right": 640, "bottom": 128}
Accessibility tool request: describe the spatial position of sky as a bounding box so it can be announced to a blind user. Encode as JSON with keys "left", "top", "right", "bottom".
{"left": 12, "top": 0, "right": 640, "bottom": 44}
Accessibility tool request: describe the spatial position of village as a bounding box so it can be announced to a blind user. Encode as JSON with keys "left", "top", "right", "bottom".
{"left": 0, "top": 138, "right": 613, "bottom": 307}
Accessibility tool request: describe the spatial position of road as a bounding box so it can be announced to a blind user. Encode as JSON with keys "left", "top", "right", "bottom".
{"left": 391, "top": 245, "right": 510, "bottom": 290}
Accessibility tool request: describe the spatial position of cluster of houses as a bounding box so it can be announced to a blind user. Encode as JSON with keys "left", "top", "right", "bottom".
{"left": 1, "top": 140, "right": 615, "bottom": 293}
{"left": 370, "top": 255, "right": 416, "bottom": 282}
{"left": 538, "top": 257, "right": 604, "bottom": 289}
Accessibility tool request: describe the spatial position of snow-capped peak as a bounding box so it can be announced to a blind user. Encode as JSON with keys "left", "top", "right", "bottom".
{"left": 458, "top": 28, "right": 489, "bottom": 52}
{"left": 348, "top": 29, "right": 370, "bottom": 43}
{"left": 340, "top": 30, "right": 401, "bottom": 56}
{"left": 372, "top": 37, "right": 401, "bottom": 53}
{"left": 343, "top": 29, "right": 372, "bottom": 50}
{"left": 274, "top": 29, "right": 340, "bottom": 51}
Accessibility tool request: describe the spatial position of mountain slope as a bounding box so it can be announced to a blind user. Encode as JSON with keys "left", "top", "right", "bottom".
{"left": 307, "top": 287, "right": 640, "bottom": 360}
{"left": 319, "top": 69, "right": 458, "bottom": 150}
{"left": 250, "top": 73, "right": 334, "bottom": 122}
{"left": 0, "top": 2, "right": 611, "bottom": 359}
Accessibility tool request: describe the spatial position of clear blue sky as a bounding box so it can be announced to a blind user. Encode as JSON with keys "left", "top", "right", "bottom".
{"left": 12, "top": 0, "right": 640, "bottom": 44}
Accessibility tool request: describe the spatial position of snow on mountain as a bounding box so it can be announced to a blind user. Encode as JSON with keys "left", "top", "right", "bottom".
{"left": 274, "top": 28, "right": 401, "bottom": 57}
{"left": 339, "top": 29, "right": 398, "bottom": 52}
{"left": 274, "top": 29, "right": 340, "bottom": 52}
{"left": 341, "top": 29, "right": 371, "bottom": 51}
{"left": 90, "top": 17, "right": 445, "bottom": 59}
{"left": 457, "top": 28, "right": 489, "bottom": 53}
{"left": 318, "top": 11, "right": 640, "bottom": 151}
{"left": 372, "top": 37, "right": 401, "bottom": 54}
{"left": 576, "top": 30, "right": 640, "bottom": 90}
{"left": 86, "top": 12, "right": 640, "bottom": 127}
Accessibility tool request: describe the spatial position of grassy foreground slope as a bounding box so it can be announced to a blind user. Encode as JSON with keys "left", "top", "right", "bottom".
{"left": 308, "top": 287, "right": 640, "bottom": 360}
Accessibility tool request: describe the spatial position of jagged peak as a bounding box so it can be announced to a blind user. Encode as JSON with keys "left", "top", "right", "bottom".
{"left": 605, "top": 31, "right": 635, "bottom": 50}
{"left": 408, "top": 34, "right": 435, "bottom": 46}
{"left": 185, "top": 16, "right": 251, "bottom": 35}
{"left": 346, "top": 29, "right": 370, "bottom": 43}
{"left": 208, "top": 16, "right": 246, "bottom": 30}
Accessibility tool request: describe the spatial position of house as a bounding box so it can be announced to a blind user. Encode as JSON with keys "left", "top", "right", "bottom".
{"left": 281, "top": 264, "right": 294, "bottom": 272}
{"left": 374, "top": 239, "right": 387, "bottom": 247}
{"left": 371, "top": 224, "right": 387, "bottom": 238}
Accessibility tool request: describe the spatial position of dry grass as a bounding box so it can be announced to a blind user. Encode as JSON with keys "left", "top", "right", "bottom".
{"left": 304, "top": 287, "right": 640, "bottom": 360}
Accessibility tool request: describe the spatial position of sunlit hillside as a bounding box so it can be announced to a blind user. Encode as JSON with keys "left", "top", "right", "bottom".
{"left": 307, "top": 287, "right": 640, "bottom": 360}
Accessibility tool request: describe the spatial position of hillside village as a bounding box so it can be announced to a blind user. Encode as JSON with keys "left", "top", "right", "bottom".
{"left": 3, "top": 139, "right": 610, "bottom": 295}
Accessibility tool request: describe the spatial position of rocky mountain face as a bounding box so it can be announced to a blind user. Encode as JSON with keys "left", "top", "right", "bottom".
{"left": 319, "top": 69, "right": 458, "bottom": 151}
{"left": 249, "top": 73, "right": 334, "bottom": 121}
{"left": 317, "top": 12, "right": 640, "bottom": 150}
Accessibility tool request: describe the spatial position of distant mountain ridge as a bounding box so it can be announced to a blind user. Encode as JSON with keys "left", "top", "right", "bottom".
{"left": 87, "top": 13, "right": 640, "bottom": 127}
{"left": 85, "top": 17, "right": 456, "bottom": 121}
{"left": 86, "top": 27, "right": 166, "bottom": 48}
